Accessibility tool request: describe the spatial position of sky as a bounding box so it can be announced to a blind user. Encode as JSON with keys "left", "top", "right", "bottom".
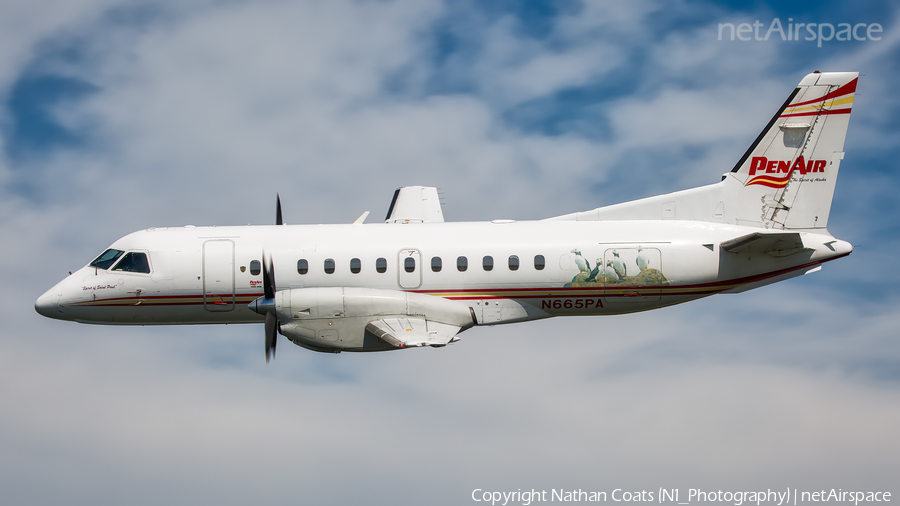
{"left": 2, "top": 1, "right": 899, "bottom": 505}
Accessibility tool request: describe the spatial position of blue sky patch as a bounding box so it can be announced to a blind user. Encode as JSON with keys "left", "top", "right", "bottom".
{"left": 5, "top": 73, "right": 98, "bottom": 162}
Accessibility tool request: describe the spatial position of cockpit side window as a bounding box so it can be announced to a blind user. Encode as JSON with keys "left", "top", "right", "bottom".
{"left": 89, "top": 249, "right": 124, "bottom": 270}
{"left": 111, "top": 252, "right": 151, "bottom": 274}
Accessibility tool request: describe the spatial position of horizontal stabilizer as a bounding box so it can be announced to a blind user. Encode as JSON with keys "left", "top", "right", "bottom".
{"left": 366, "top": 318, "right": 461, "bottom": 348}
{"left": 720, "top": 232, "right": 809, "bottom": 257}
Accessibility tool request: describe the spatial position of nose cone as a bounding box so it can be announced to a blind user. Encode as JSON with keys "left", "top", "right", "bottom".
{"left": 35, "top": 288, "right": 62, "bottom": 319}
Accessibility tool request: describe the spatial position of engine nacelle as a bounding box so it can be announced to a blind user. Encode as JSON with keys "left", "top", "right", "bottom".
{"left": 272, "top": 287, "right": 476, "bottom": 352}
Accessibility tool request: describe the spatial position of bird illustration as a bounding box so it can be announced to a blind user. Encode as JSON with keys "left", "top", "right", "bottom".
{"left": 585, "top": 258, "right": 602, "bottom": 283}
{"left": 604, "top": 260, "right": 620, "bottom": 283}
{"left": 612, "top": 251, "right": 627, "bottom": 279}
{"left": 636, "top": 247, "right": 650, "bottom": 272}
{"left": 571, "top": 248, "right": 591, "bottom": 273}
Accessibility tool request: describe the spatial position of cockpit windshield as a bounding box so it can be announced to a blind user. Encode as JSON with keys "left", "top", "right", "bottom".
{"left": 89, "top": 249, "right": 124, "bottom": 270}
{"left": 111, "top": 252, "right": 151, "bottom": 274}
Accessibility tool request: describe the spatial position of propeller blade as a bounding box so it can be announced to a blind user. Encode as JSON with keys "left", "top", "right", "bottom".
{"left": 276, "top": 193, "right": 283, "bottom": 226}
{"left": 262, "top": 251, "right": 276, "bottom": 299}
{"left": 265, "top": 311, "right": 277, "bottom": 364}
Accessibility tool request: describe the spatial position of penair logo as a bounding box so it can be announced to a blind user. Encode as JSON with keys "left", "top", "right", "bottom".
{"left": 745, "top": 155, "right": 827, "bottom": 188}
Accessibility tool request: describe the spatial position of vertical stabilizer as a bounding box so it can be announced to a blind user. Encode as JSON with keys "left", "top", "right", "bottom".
{"left": 728, "top": 71, "right": 857, "bottom": 230}
{"left": 548, "top": 72, "right": 857, "bottom": 230}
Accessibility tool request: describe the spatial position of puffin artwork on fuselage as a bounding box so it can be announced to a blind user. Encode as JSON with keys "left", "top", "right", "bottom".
{"left": 565, "top": 247, "right": 669, "bottom": 287}
{"left": 36, "top": 71, "right": 858, "bottom": 361}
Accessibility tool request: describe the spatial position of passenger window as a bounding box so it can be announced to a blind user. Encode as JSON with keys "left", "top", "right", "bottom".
{"left": 89, "top": 249, "right": 124, "bottom": 270}
{"left": 483, "top": 256, "right": 493, "bottom": 271}
{"left": 350, "top": 258, "right": 361, "bottom": 274}
{"left": 111, "top": 252, "right": 151, "bottom": 274}
{"left": 297, "top": 259, "right": 308, "bottom": 275}
{"left": 376, "top": 257, "right": 387, "bottom": 273}
{"left": 431, "top": 257, "right": 442, "bottom": 272}
{"left": 457, "top": 256, "right": 468, "bottom": 272}
{"left": 534, "top": 255, "right": 545, "bottom": 270}
{"left": 405, "top": 257, "right": 416, "bottom": 273}
{"left": 249, "top": 260, "right": 261, "bottom": 275}
{"left": 508, "top": 255, "right": 519, "bottom": 271}
{"left": 324, "top": 258, "right": 335, "bottom": 274}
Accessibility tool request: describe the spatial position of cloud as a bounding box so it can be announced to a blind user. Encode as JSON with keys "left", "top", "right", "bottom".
{"left": 5, "top": 299, "right": 900, "bottom": 504}
{"left": 3, "top": 0, "right": 900, "bottom": 504}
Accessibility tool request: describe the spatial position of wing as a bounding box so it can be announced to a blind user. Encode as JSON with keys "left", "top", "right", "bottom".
{"left": 366, "top": 318, "right": 461, "bottom": 348}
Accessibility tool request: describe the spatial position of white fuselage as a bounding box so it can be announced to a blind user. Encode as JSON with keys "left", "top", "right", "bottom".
{"left": 36, "top": 219, "right": 851, "bottom": 329}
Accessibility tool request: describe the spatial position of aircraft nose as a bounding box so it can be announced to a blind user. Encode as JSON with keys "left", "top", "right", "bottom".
{"left": 35, "top": 289, "right": 61, "bottom": 319}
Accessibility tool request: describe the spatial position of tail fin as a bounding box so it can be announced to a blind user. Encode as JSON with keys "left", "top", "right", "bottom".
{"left": 729, "top": 71, "right": 857, "bottom": 230}
{"left": 548, "top": 72, "right": 857, "bottom": 231}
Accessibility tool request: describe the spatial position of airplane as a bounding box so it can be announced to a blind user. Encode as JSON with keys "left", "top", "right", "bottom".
{"left": 35, "top": 71, "right": 857, "bottom": 361}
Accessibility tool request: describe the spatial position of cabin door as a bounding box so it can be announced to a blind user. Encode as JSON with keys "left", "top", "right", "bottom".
{"left": 203, "top": 240, "right": 235, "bottom": 311}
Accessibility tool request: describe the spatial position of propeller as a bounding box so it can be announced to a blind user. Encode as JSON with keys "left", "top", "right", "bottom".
{"left": 249, "top": 251, "right": 278, "bottom": 364}
{"left": 263, "top": 251, "right": 275, "bottom": 300}
{"left": 263, "top": 253, "right": 277, "bottom": 363}
{"left": 265, "top": 312, "right": 277, "bottom": 364}
{"left": 276, "top": 193, "right": 283, "bottom": 226}
{"left": 252, "top": 194, "right": 283, "bottom": 364}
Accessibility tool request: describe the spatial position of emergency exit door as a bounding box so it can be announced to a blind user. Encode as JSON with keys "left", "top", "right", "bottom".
{"left": 398, "top": 249, "right": 422, "bottom": 289}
